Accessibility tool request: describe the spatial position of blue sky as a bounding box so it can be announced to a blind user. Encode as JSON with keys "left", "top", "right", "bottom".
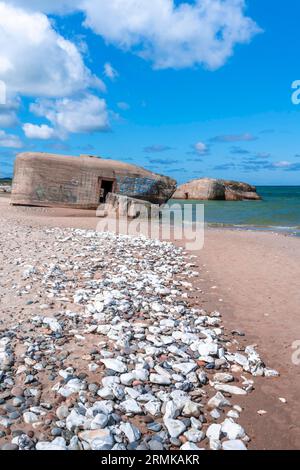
{"left": 1, "top": 0, "right": 300, "bottom": 185}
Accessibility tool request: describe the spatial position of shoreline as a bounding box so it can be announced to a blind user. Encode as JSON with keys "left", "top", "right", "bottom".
{"left": 0, "top": 198, "right": 300, "bottom": 449}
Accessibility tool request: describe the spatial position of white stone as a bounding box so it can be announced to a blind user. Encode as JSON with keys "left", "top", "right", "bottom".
{"left": 102, "top": 376, "right": 120, "bottom": 387}
{"left": 120, "top": 373, "right": 135, "bottom": 386}
{"left": 214, "top": 384, "right": 247, "bottom": 395}
{"left": 213, "top": 372, "right": 234, "bottom": 383}
{"left": 264, "top": 368, "right": 280, "bottom": 377}
{"left": 206, "top": 423, "right": 222, "bottom": 441}
{"left": 172, "top": 362, "right": 197, "bottom": 375}
{"left": 184, "top": 429, "right": 205, "bottom": 443}
{"left": 57, "top": 378, "right": 82, "bottom": 397}
{"left": 210, "top": 409, "right": 221, "bottom": 420}
{"left": 97, "top": 387, "right": 114, "bottom": 400}
{"left": 170, "top": 390, "right": 189, "bottom": 408}
{"left": 198, "top": 342, "right": 218, "bottom": 357}
{"left": 154, "top": 365, "right": 172, "bottom": 378}
{"left": 208, "top": 392, "right": 231, "bottom": 409}
{"left": 190, "top": 417, "right": 202, "bottom": 430}
{"left": 133, "top": 369, "right": 149, "bottom": 381}
{"left": 164, "top": 418, "right": 186, "bottom": 438}
{"left": 144, "top": 400, "right": 161, "bottom": 417}
{"left": 23, "top": 412, "right": 38, "bottom": 424}
{"left": 79, "top": 429, "right": 114, "bottom": 450}
{"left": 66, "top": 410, "right": 86, "bottom": 431}
{"left": 181, "top": 442, "right": 202, "bottom": 450}
{"left": 120, "top": 399, "right": 142, "bottom": 414}
{"left": 221, "top": 419, "right": 245, "bottom": 440}
{"left": 56, "top": 405, "right": 69, "bottom": 420}
{"left": 164, "top": 401, "right": 180, "bottom": 420}
{"left": 209, "top": 439, "right": 222, "bottom": 450}
{"left": 222, "top": 439, "right": 247, "bottom": 451}
{"left": 182, "top": 400, "right": 202, "bottom": 418}
{"left": 227, "top": 409, "right": 239, "bottom": 419}
{"left": 90, "top": 413, "right": 108, "bottom": 430}
{"left": 42, "top": 317, "right": 62, "bottom": 333}
{"left": 101, "top": 359, "right": 127, "bottom": 373}
{"left": 120, "top": 422, "right": 141, "bottom": 443}
{"left": 36, "top": 438, "right": 67, "bottom": 451}
{"left": 150, "top": 373, "right": 171, "bottom": 385}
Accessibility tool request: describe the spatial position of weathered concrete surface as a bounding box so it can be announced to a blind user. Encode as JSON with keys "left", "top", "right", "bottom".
{"left": 11, "top": 152, "right": 176, "bottom": 208}
{"left": 173, "top": 178, "right": 261, "bottom": 201}
{"left": 96, "top": 193, "right": 160, "bottom": 220}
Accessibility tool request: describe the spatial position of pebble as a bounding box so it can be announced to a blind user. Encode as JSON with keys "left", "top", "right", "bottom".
{"left": 206, "top": 424, "right": 222, "bottom": 441}
{"left": 23, "top": 412, "right": 39, "bottom": 424}
{"left": 164, "top": 418, "right": 186, "bottom": 438}
{"left": 208, "top": 392, "right": 231, "bottom": 409}
{"left": 183, "top": 429, "right": 205, "bottom": 443}
{"left": 148, "top": 439, "right": 164, "bottom": 450}
{"left": 120, "top": 399, "right": 142, "bottom": 414}
{"left": 36, "top": 437, "right": 67, "bottom": 451}
{"left": 181, "top": 442, "right": 202, "bottom": 450}
{"left": 147, "top": 422, "right": 162, "bottom": 432}
{"left": 51, "top": 428, "right": 62, "bottom": 437}
{"left": 222, "top": 439, "right": 247, "bottom": 451}
{"left": 150, "top": 374, "right": 171, "bottom": 385}
{"left": 221, "top": 419, "right": 245, "bottom": 440}
{"left": 213, "top": 372, "right": 234, "bottom": 383}
{"left": 214, "top": 384, "right": 247, "bottom": 395}
{"left": 0, "top": 226, "right": 278, "bottom": 452}
{"left": 120, "top": 422, "right": 141, "bottom": 443}
{"left": 101, "top": 359, "right": 127, "bottom": 374}
{"left": 78, "top": 429, "right": 114, "bottom": 451}
{"left": 56, "top": 405, "right": 69, "bottom": 420}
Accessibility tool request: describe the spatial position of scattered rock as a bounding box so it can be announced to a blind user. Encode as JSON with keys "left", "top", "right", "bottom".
{"left": 222, "top": 439, "right": 247, "bottom": 451}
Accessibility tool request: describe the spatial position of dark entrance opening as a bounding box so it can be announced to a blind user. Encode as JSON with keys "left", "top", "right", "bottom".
{"left": 99, "top": 179, "right": 114, "bottom": 203}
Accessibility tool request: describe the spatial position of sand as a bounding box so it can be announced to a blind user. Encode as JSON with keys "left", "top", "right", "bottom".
{"left": 193, "top": 229, "right": 300, "bottom": 450}
{"left": 1, "top": 196, "right": 300, "bottom": 449}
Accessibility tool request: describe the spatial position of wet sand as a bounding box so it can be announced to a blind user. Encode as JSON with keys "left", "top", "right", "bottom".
{"left": 1, "top": 196, "right": 300, "bottom": 449}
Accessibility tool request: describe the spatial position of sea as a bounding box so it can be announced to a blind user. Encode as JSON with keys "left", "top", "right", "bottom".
{"left": 173, "top": 186, "right": 300, "bottom": 237}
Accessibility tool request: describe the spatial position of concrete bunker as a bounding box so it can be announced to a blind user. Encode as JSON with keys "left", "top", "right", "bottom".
{"left": 11, "top": 152, "right": 177, "bottom": 209}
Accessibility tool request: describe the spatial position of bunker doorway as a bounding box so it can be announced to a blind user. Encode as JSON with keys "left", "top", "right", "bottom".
{"left": 99, "top": 178, "right": 115, "bottom": 203}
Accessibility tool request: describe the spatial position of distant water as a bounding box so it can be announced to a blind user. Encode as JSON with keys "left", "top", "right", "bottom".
{"left": 173, "top": 186, "right": 300, "bottom": 237}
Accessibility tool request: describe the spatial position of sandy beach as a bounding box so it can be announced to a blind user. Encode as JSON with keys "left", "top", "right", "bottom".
{"left": 190, "top": 229, "right": 300, "bottom": 449}
{"left": 0, "top": 195, "right": 299, "bottom": 450}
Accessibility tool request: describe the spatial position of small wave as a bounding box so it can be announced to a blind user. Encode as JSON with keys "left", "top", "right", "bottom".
{"left": 206, "top": 222, "right": 300, "bottom": 236}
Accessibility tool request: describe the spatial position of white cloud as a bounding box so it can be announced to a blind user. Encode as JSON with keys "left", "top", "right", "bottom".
{"left": 273, "top": 161, "right": 292, "bottom": 168}
{"left": 7, "top": 0, "right": 260, "bottom": 70}
{"left": 0, "top": 96, "right": 20, "bottom": 127}
{"left": 0, "top": 2, "right": 104, "bottom": 98}
{"left": 0, "top": 129, "right": 22, "bottom": 148}
{"left": 30, "top": 94, "right": 109, "bottom": 137}
{"left": 104, "top": 62, "right": 119, "bottom": 80}
{"left": 23, "top": 123, "right": 55, "bottom": 139}
{"left": 5, "top": 1, "right": 81, "bottom": 15}
{"left": 0, "top": 113, "right": 17, "bottom": 127}
{"left": 81, "top": 0, "right": 261, "bottom": 70}
{"left": 194, "top": 141, "right": 209, "bottom": 154}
